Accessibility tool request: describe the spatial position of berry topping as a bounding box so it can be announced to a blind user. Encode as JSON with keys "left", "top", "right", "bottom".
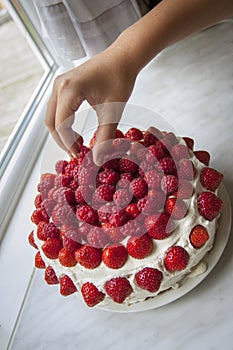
{"left": 145, "top": 213, "right": 175, "bottom": 240}
{"left": 183, "top": 137, "right": 194, "bottom": 150}
{"left": 125, "top": 127, "right": 143, "bottom": 141}
{"left": 161, "top": 175, "right": 179, "bottom": 195}
{"left": 81, "top": 282, "right": 105, "bottom": 307}
{"left": 197, "top": 191, "right": 223, "bottom": 221}
{"left": 165, "top": 197, "right": 187, "bottom": 220}
{"left": 87, "top": 226, "right": 110, "bottom": 248}
{"left": 102, "top": 244, "right": 128, "bottom": 269}
{"left": 28, "top": 231, "right": 38, "bottom": 249}
{"left": 144, "top": 170, "right": 162, "bottom": 188}
{"left": 75, "top": 244, "right": 102, "bottom": 269}
{"left": 164, "top": 246, "right": 189, "bottom": 271}
{"left": 171, "top": 144, "right": 190, "bottom": 160}
{"left": 113, "top": 188, "right": 132, "bottom": 207}
{"left": 98, "top": 168, "right": 120, "bottom": 185}
{"left": 42, "top": 238, "right": 63, "bottom": 259}
{"left": 119, "top": 158, "right": 138, "bottom": 173}
{"left": 126, "top": 234, "right": 153, "bottom": 259}
{"left": 60, "top": 275, "right": 77, "bottom": 296}
{"left": 135, "top": 267, "right": 163, "bottom": 292}
{"left": 35, "top": 251, "right": 46, "bottom": 269}
{"left": 194, "top": 150, "right": 210, "bottom": 166}
{"left": 76, "top": 205, "right": 98, "bottom": 225}
{"left": 58, "top": 247, "right": 77, "bottom": 267}
{"left": 200, "top": 167, "right": 223, "bottom": 192}
{"left": 105, "top": 277, "right": 133, "bottom": 303}
{"left": 189, "top": 225, "right": 210, "bottom": 248}
{"left": 130, "top": 178, "right": 148, "bottom": 199}
{"left": 44, "top": 266, "right": 59, "bottom": 285}
{"left": 159, "top": 157, "right": 177, "bottom": 174}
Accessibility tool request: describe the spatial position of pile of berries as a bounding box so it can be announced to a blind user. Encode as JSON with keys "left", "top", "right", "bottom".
{"left": 29, "top": 126, "right": 223, "bottom": 307}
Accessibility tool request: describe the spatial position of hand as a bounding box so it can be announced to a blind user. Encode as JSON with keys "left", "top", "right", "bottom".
{"left": 45, "top": 45, "right": 137, "bottom": 164}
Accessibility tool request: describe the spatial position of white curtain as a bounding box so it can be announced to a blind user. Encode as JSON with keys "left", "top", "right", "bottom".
{"left": 33, "top": 0, "right": 142, "bottom": 62}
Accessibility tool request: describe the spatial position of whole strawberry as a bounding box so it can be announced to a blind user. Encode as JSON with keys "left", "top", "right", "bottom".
{"left": 105, "top": 277, "right": 133, "bottom": 303}
{"left": 164, "top": 246, "right": 189, "bottom": 271}
{"left": 75, "top": 244, "right": 102, "bottom": 269}
{"left": 200, "top": 167, "right": 223, "bottom": 191}
{"left": 135, "top": 267, "right": 163, "bottom": 292}
{"left": 197, "top": 191, "right": 223, "bottom": 221}
{"left": 126, "top": 234, "right": 153, "bottom": 259}
{"left": 189, "top": 225, "right": 209, "bottom": 248}
{"left": 44, "top": 266, "right": 59, "bottom": 285}
{"left": 58, "top": 247, "right": 77, "bottom": 267}
{"left": 60, "top": 275, "right": 77, "bottom": 296}
{"left": 42, "top": 238, "right": 63, "bottom": 259}
{"left": 81, "top": 282, "right": 105, "bottom": 307}
{"left": 35, "top": 251, "right": 46, "bottom": 269}
{"left": 102, "top": 244, "right": 128, "bottom": 269}
{"left": 194, "top": 150, "right": 210, "bottom": 166}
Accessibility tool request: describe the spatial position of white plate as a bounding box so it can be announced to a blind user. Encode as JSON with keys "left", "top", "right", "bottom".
{"left": 97, "top": 184, "right": 232, "bottom": 313}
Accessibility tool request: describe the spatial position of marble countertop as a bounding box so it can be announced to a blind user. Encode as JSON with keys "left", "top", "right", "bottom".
{"left": 1, "top": 20, "right": 233, "bottom": 350}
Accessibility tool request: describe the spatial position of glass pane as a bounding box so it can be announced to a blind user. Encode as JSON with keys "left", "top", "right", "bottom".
{"left": 0, "top": 3, "right": 45, "bottom": 152}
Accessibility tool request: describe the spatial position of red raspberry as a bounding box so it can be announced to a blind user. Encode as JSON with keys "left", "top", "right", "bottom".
{"left": 102, "top": 158, "right": 119, "bottom": 171}
{"left": 115, "top": 129, "right": 125, "bottom": 138}
{"left": 165, "top": 197, "right": 187, "bottom": 220}
{"left": 87, "top": 226, "right": 110, "bottom": 248}
{"left": 96, "top": 184, "right": 115, "bottom": 202}
{"left": 41, "top": 198, "right": 56, "bottom": 217}
{"left": 98, "top": 168, "right": 120, "bottom": 185}
{"left": 60, "top": 275, "right": 77, "bottom": 296}
{"left": 81, "top": 282, "right": 105, "bottom": 307}
{"left": 77, "top": 223, "right": 90, "bottom": 241}
{"left": 145, "top": 126, "right": 163, "bottom": 143}
{"left": 56, "top": 187, "right": 76, "bottom": 205}
{"left": 178, "top": 159, "right": 194, "bottom": 180}
{"left": 34, "top": 193, "right": 42, "bottom": 208}
{"left": 121, "top": 219, "right": 145, "bottom": 237}
{"left": 69, "top": 179, "right": 79, "bottom": 191}
{"left": 183, "top": 137, "right": 194, "bottom": 150}
{"left": 31, "top": 208, "right": 49, "bottom": 225}
{"left": 135, "top": 267, "right": 163, "bottom": 292}
{"left": 102, "top": 223, "right": 124, "bottom": 243}
{"left": 161, "top": 175, "right": 179, "bottom": 195}
{"left": 145, "top": 213, "right": 175, "bottom": 240}
{"left": 119, "top": 158, "right": 138, "bottom": 173}
{"left": 75, "top": 185, "right": 93, "bottom": 204}
{"left": 126, "top": 234, "right": 153, "bottom": 259}
{"left": 52, "top": 204, "right": 76, "bottom": 226}
{"left": 76, "top": 205, "right": 98, "bottom": 225}
{"left": 144, "top": 170, "right": 162, "bottom": 188}
{"left": 194, "top": 150, "right": 210, "bottom": 166}
{"left": 102, "top": 244, "right": 128, "bottom": 269}
{"left": 117, "top": 173, "right": 134, "bottom": 188}
{"left": 75, "top": 244, "right": 102, "bottom": 269}
{"left": 28, "top": 231, "right": 38, "bottom": 249}
{"left": 159, "top": 157, "right": 177, "bottom": 174}
{"left": 143, "top": 130, "right": 159, "bottom": 147}
{"left": 174, "top": 180, "right": 193, "bottom": 199}
{"left": 108, "top": 209, "right": 128, "bottom": 227}
{"left": 35, "top": 251, "right": 46, "bottom": 269}
{"left": 62, "top": 233, "right": 82, "bottom": 251}
{"left": 136, "top": 147, "right": 148, "bottom": 162}
{"left": 97, "top": 204, "right": 112, "bottom": 223}
{"left": 77, "top": 145, "right": 91, "bottom": 163}
{"left": 125, "top": 127, "right": 143, "bottom": 141}
{"left": 171, "top": 144, "right": 190, "bottom": 160}
{"left": 42, "top": 238, "right": 63, "bottom": 259}
{"left": 112, "top": 138, "right": 131, "bottom": 153}
{"left": 130, "top": 178, "right": 148, "bottom": 199}
{"left": 54, "top": 174, "right": 72, "bottom": 188}
{"left": 200, "top": 167, "right": 223, "bottom": 192}
{"left": 40, "top": 173, "right": 56, "bottom": 187}
{"left": 37, "top": 222, "right": 60, "bottom": 241}
{"left": 162, "top": 132, "right": 178, "bottom": 146}
{"left": 55, "top": 160, "right": 68, "bottom": 174}
{"left": 146, "top": 144, "right": 165, "bottom": 163}
{"left": 125, "top": 203, "right": 140, "bottom": 219}
{"left": 197, "top": 191, "right": 223, "bottom": 221}
{"left": 58, "top": 247, "right": 77, "bottom": 267}
{"left": 113, "top": 188, "right": 132, "bottom": 207}
{"left": 189, "top": 225, "right": 210, "bottom": 249}
{"left": 142, "top": 190, "right": 165, "bottom": 212}
{"left": 164, "top": 246, "right": 189, "bottom": 271}
{"left": 105, "top": 277, "right": 133, "bottom": 303}
{"left": 71, "top": 165, "right": 81, "bottom": 179}
{"left": 78, "top": 167, "right": 95, "bottom": 185}
{"left": 138, "top": 161, "right": 155, "bottom": 177}
{"left": 44, "top": 266, "right": 59, "bottom": 285}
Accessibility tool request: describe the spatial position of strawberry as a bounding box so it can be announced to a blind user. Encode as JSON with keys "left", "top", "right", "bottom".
{"left": 102, "top": 244, "right": 128, "bottom": 269}
{"left": 165, "top": 197, "right": 187, "bottom": 220}
{"left": 35, "top": 251, "right": 46, "bottom": 269}
{"left": 113, "top": 189, "right": 132, "bottom": 207}
{"left": 60, "top": 275, "right": 77, "bottom": 296}
{"left": 118, "top": 158, "right": 138, "bottom": 173}
{"left": 31, "top": 208, "right": 49, "bottom": 225}
{"left": 37, "top": 222, "right": 60, "bottom": 241}
{"left": 58, "top": 247, "right": 77, "bottom": 267}
{"left": 76, "top": 205, "right": 98, "bottom": 225}
{"left": 28, "top": 231, "right": 38, "bottom": 249}
{"left": 159, "top": 157, "right": 177, "bottom": 174}
{"left": 126, "top": 234, "right": 153, "bottom": 259}
{"left": 161, "top": 175, "right": 178, "bottom": 195}
{"left": 164, "top": 246, "right": 189, "bottom": 271}
{"left": 189, "top": 225, "right": 209, "bottom": 248}
{"left": 105, "top": 277, "right": 133, "bottom": 303}
{"left": 125, "top": 127, "right": 143, "bottom": 141}
{"left": 135, "top": 267, "right": 163, "bottom": 292}
{"left": 194, "top": 150, "right": 210, "bottom": 166}
{"left": 44, "top": 266, "right": 59, "bottom": 285}
{"left": 34, "top": 193, "right": 42, "bottom": 208}
{"left": 144, "top": 170, "right": 162, "bottom": 188}
{"left": 87, "top": 226, "right": 110, "bottom": 248}
{"left": 62, "top": 233, "right": 81, "bottom": 252}
{"left": 197, "top": 191, "right": 223, "bottom": 221}
{"left": 171, "top": 144, "right": 190, "bottom": 160}
{"left": 42, "top": 238, "right": 63, "bottom": 259}
{"left": 200, "top": 167, "right": 223, "bottom": 191}
{"left": 145, "top": 213, "right": 175, "bottom": 240}
{"left": 130, "top": 178, "right": 148, "bottom": 199}
{"left": 81, "top": 282, "right": 105, "bottom": 307}
{"left": 183, "top": 137, "right": 194, "bottom": 150}
{"left": 75, "top": 244, "right": 102, "bottom": 269}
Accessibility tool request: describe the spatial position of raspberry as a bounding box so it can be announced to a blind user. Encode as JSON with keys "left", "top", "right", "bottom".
{"left": 146, "top": 144, "right": 165, "bottom": 163}
{"left": 60, "top": 275, "right": 77, "bottom": 296}
{"left": 178, "top": 159, "right": 194, "bottom": 180}
{"left": 42, "top": 238, "right": 63, "bottom": 259}
{"left": 145, "top": 126, "right": 163, "bottom": 142}
{"left": 119, "top": 158, "right": 138, "bottom": 173}
{"left": 58, "top": 247, "right": 77, "bottom": 267}
{"left": 125, "top": 127, "right": 143, "bottom": 141}
{"left": 102, "top": 158, "right": 119, "bottom": 171}
{"left": 189, "top": 225, "right": 210, "bottom": 248}
{"left": 165, "top": 197, "right": 187, "bottom": 220}
{"left": 77, "top": 223, "right": 90, "bottom": 241}
{"left": 197, "top": 191, "right": 223, "bottom": 221}
{"left": 28, "top": 231, "right": 38, "bottom": 249}
{"left": 102, "top": 244, "right": 128, "bottom": 269}
{"left": 143, "top": 130, "right": 159, "bottom": 147}
{"left": 144, "top": 170, "right": 162, "bottom": 188}
{"left": 56, "top": 187, "right": 76, "bottom": 205}
{"left": 121, "top": 219, "right": 145, "bottom": 237}
{"left": 75, "top": 185, "right": 93, "bottom": 204}
{"left": 174, "top": 180, "right": 193, "bottom": 199}
{"left": 164, "top": 246, "right": 189, "bottom": 271}
{"left": 115, "top": 129, "right": 125, "bottom": 138}
{"left": 200, "top": 167, "right": 223, "bottom": 192}
{"left": 54, "top": 175, "right": 72, "bottom": 188}
{"left": 159, "top": 157, "right": 177, "bottom": 174}
{"left": 117, "top": 173, "right": 134, "bottom": 188}
{"left": 96, "top": 184, "right": 115, "bottom": 202}
{"left": 135, "top": 267, "right": 163, "bottom": 292}
{"left": 77, "top": 145, "right": 91, "bottom": 163}
{"left": 112, "top": 138, "right": 131, "bottom": 153}
{"left": 125, "top": 203, "right": 140, "bottom": 219}
{"left": 162, "top": 132, "right": 178, "bottom": 146}
{"left": 62, "top": 233, "right": 82, "bottom": 251}
{"left": 102, "top": 223, "right": 124, "bottom": 243}
{"left": 171, "top": 144, "right": 190, "bottom": 160}
{"left": 105, "top": 277, "right": 133, "bottom": 303}
{"left": 126, "top": 234, "right": 153, "bottom": 259}
{"left": 44, "top": 266, "right": 59, "bottom": 285}
{"left": 130, "top": 178, "right": 148, "bottom": 199}
{"left": 98, "top": 168, "right": 120, "bottom": 185}
{"left": 31, "top": 208, "right": 49, "bottom": 225}
{"left": 183, "top": 137, "right": 194, "bottom": 150}
{"left": 75, "top": 244, "right": 102, "bottom": 269}
{"left": 34, "top": 193, "right": 42, "bottom": 208}
{"left": 35, "top": 251, "right": 46, "bottom": 269}
{"left": 52, "top": 204, "right": 76, "bottom": 226}
{"left": 194, "top": 150, "right": 210, "bottom": 166}
{"left": 71, "top": 164, "right": 81, "bottom": 179}
{"left": 41, "top": 198, "right": 56, "bottom": 217}
{"left": 97, "top": 204, "right": 112, "bottom": 223}
{"left": 37, "top": 222, "right": 60, "bottom": 241}
{"left": 69, "top": 179, "right": 79, "bottom": 191}
{"left": 87, "top": 226, "right": 110, "bottom": 248}
{"left": 78, "top": 167, "right": 95, "bottom": 185}
{"left": 76, "top": 205, "right": 98, "bottom": 225}
{"left": 145, "top": 213, "right": 175, "bottom": 240}
{"left": 108, "top": 208, "right": 128, "bottom": 227}
{"left": 161, "top": 175, "right": 179, "bottom": 195}
{"left": 81, "top": 282, "right": 105, "bottom": 307}
{"left": 113, "top": 188, "right": 132, "bottom": 207}
{"left": 55, "top": 160, "right": 68, "bottom": 174}
{"left": 138, "top": 161, "right": 155, "bottom": 177}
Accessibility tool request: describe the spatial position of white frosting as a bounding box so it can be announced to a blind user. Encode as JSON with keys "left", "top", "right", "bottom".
{"left": 35, "top": 137, "right": 220, "bottom": 308}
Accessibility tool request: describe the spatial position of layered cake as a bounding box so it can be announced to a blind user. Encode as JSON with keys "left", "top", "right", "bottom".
{"left": 29, "top": 126, "right": 223, "bottom": 309}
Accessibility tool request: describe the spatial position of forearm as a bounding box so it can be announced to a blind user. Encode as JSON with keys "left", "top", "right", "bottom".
{"left": 112, "top": 0, "right": 233, "bottom": 73}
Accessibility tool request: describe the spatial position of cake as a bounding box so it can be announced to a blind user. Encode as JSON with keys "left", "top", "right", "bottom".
{"left": 29, "top": 125, "right": 224, "bottom": 309}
